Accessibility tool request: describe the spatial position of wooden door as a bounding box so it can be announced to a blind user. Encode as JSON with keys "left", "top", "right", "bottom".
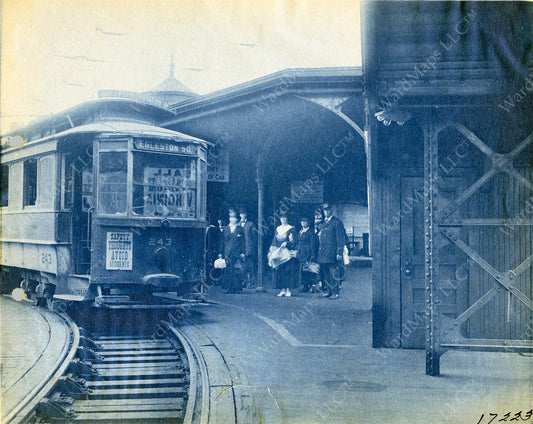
{"left": 69, "top": 154, "right": 94, "bottom": 275}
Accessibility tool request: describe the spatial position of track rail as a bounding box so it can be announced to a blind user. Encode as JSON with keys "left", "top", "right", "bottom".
{"left": 164, "top": 322, "right": 209, "bottom": 424}
{"left": 29, "top": 321, "right": 207, "bottom": 423}
{"left": 5, "top": 311, "right": 80, "bottom": 424}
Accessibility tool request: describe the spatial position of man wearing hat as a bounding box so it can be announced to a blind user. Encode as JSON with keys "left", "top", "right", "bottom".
{"left": 316, "top": 203, "right": 347, "bottom": 299}
{"left": 219, "top": 209, "right": 245, "bottom": 293}
{"left": 239, "top": 208, "right": 257, "bottom": 288}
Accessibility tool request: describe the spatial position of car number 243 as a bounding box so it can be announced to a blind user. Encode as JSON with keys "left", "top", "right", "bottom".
{"left": 149, "top": 238, "right": 172, "bottom": 246}
{"left": 41, "top": 252, "right": 53, "bottom": 264}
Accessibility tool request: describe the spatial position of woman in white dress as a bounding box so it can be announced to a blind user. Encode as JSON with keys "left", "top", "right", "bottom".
{"left": 270, "top": 212, "right": 299, "bottom": 297}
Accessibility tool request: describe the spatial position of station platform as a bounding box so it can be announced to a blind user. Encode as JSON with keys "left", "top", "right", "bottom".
{"left": 0, "top": 296, "right": 74, "bottom": 423}
{"left": 181, "top": 265, "right": 532, "bottom": 424}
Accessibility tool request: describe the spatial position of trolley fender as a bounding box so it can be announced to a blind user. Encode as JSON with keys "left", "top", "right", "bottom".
{"left": 142, "top": 273, "right": 182, "bottom": 288}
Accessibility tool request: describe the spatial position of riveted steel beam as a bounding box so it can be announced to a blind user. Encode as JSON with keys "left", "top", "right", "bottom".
{"left": 440, "top": 218, "right": 533, "bottom": 226}
{"left": 441, "top": 338, "right": 533, "bottom": 351}
{"left": 424, "top": 120, "right": 443, "bottom": 376}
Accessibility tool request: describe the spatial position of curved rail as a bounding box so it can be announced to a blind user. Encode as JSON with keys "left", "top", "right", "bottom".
{"left": 5, "top": 310, "right": 80, "bottom": 424}
{"left": 164, "top": 322, "right": 210, "bottom": 424}
{"left": 12, "top": 311, "right": 207, "bottom": 422}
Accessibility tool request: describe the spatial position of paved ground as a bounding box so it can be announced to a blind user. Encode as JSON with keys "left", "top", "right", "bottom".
{"left": 1, "top": 266, "right": 530, "bottom": 423}
{"left": 182, "top": 264, "right": 532, "bottom": 424}
{"left": 0, "top": 296, "right": 72, "bottom": 422}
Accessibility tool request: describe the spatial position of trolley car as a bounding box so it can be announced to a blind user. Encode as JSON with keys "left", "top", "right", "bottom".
{"left": 0, "top": 99, "right": 210, "bottom": 309}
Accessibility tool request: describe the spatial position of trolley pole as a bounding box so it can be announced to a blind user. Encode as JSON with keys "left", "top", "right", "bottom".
{"left": 255, "top": 153, "right": 266, "bottom": 292}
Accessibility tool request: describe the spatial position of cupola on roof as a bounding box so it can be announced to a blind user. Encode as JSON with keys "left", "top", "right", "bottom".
{"left": 99, "top": 55, "right": 198, "bottom": 108}
{"left": 149, "top": 55, "right": 197, "bottom": 96}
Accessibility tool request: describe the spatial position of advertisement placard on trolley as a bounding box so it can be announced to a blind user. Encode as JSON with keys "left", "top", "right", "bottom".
{"left": 106, "top": 232, "right": 133, "bottom": 270}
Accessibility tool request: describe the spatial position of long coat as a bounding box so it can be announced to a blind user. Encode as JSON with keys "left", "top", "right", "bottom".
{"left": 219, "top": 225, "right": 245, "bottom": 291}
{"left": 241, "top": 220, "right": 257, "bottom": 257}
{"left": 220, "top": 225, "right": 245, "bottom": 261}
{"left": 206, "top": 224, "right": 223, "bottom": 264}
{"left": 317, "top": 216, "right": 347, "bottom": 264}
{"left": 297, "top": 228, "right": 317, "bottom": 262}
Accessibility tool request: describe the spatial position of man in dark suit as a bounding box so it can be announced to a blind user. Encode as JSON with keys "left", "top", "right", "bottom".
{"left": 316, "top": 203, "right": 347, "bottom": 299}
{"left": 239, "top": 209, "right": 257, "bottom": 288}
{"left": 219, "top": 209, "right": 245, "bottom": 293}
{"left": 206, "top": 218, "right": 224, "bottom": 285}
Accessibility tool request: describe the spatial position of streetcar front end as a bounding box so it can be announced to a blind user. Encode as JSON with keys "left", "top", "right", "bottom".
{"left": 65, "top": 127, "right": 210, "bottom": 309}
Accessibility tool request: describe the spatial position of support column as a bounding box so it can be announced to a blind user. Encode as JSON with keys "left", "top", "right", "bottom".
{"left": 424, "top": 120, "right": 442, "bottom": 376}
{"left": 255, "top": 153, "right": 266, "bottom": 292}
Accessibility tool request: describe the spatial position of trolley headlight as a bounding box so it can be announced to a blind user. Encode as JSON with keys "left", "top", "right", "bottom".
{"left": 12, "top": 287, "right": 27, "bottom": 301}
{"left": 154, "top": 247, "right": 170, "bottom": 272}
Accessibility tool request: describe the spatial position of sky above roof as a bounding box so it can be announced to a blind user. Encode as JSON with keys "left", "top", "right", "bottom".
{"left": 1, "top": 0, "right": 362, "bottom": 132}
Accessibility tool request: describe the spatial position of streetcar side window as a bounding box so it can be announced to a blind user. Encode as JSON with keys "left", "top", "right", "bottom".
{"left": 0, "top": 165, "right": 8, "bottom": 207}
{"left": 82, "top": 169, "right": 93, "bottom": 212}
{"left": 62, "top": 145, "right": 93, "bottom": 211}
{"left": 38, "top": 156, "right": 54, "bottom": 207}
{"left": 62, "top": 154, "right": 73, "bottom": 210}
{"left": 23, "top": 159, "right": 37, "bottom": 206}
{"left": 98, "top": 152, "right": 127, "bottom": 215}
{"left": 198, "top": 157, "right": 206, "bottom": 219}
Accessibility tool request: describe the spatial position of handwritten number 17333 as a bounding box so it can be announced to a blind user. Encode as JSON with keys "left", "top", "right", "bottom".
{"left": 476, "top": 410, "right": 533, "bottom": 423}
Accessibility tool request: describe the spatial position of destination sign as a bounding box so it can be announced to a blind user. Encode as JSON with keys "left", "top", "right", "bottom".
{"left": 134, "top": 139, "right": 196, "bottom": 155}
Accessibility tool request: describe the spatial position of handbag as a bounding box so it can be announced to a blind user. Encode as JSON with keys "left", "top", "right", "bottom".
{"left": 302, "top": 261, "right": 320, "bottom": 274}
{"left": 234, "top": 257, "right": 244, "bottom": 270}
{"left": 214, "top": 257, "right": 227, "bottom": 269}
{"left": 343, "top": 245, "right": 350, "bottom": 265}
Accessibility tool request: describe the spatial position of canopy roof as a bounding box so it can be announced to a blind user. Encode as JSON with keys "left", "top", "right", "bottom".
{"left": 162, "top": 67, "right": 368, "bottom": 207}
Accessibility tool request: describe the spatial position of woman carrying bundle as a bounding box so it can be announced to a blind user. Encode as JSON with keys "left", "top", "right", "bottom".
{"left": 268, "top": 211, "right": 299, "bottom": 297}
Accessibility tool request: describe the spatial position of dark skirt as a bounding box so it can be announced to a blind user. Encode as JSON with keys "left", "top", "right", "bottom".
{"left": 274, "top": 258, "right": 299, "bottom": 289}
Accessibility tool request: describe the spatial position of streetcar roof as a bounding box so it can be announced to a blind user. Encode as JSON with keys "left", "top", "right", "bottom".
{"left": 56, "top": 121, "right": 211, "bottom": 144}
{"left": 1, "top": 120, "right": 212, "bottom": 155}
